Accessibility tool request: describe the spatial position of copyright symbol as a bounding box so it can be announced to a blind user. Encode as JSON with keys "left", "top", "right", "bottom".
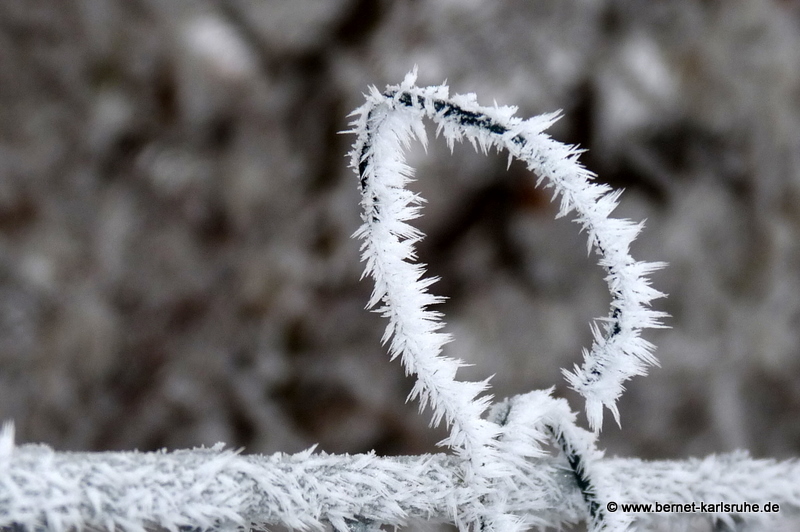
{"left": 607, "top": 501, "right": 618, "bottom": 512}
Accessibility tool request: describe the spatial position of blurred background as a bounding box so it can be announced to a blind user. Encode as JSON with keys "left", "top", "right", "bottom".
{"left": 2, "top": 0, "right": 800, "bottom": 470}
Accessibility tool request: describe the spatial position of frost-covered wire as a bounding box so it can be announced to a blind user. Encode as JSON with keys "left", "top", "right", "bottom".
{"left": 489, "top": 390, "right": 632, "bottom": 532}
{"left": 348, "top": 69, "right": 666, "bottom": 436}
{"left": 1, "top": 423, "right": 799, "bottom": 532}
{"left": 0, "top": 423, "right": 581, "bottom": 532}
{"left": 347, "top": 69, "right": 666, "bottom": 528}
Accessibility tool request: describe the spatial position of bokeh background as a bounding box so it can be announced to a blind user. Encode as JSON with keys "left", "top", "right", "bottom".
{"left": 3, "top": 0, "right": 800, "bottom": 474}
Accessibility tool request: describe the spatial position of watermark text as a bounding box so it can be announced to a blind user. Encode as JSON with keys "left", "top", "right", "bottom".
{"left": 606, "top": 501, "right": 780, "bottom": 514}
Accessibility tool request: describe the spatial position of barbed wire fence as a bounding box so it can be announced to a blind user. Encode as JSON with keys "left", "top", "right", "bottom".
{"left": 1, "top": 73, "right": 799, "bottom": 532}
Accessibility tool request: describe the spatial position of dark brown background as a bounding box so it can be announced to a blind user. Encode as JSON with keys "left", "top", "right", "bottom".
{"left": 2, "top": 0, "right": 800, "bottom": 466}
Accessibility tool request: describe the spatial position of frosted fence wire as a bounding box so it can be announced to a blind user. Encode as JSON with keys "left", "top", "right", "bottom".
{"left": 1, "top": 440, "right": 799, "bottom": 531}
{"left": 0, "top": 440, "right": 580, "bottom": 531}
